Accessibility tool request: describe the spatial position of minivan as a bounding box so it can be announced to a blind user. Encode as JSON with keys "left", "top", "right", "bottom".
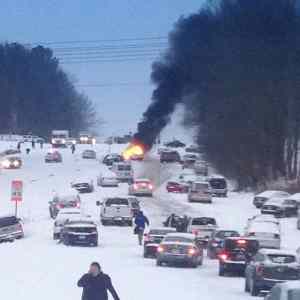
{"left": 111, "top": 162, "right": 133, "bottom": 182}
{"left": 188, "top": 181, "right": 212, "bottom": 203}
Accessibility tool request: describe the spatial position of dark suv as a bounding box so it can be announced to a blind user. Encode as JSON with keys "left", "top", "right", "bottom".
{"left": 160, "top": 151, "right": 181, "bottom": 163}
{"left": 245, "top": 249, "right": 300, "bottom": 296}
{"left": 0, "top": 216, "right": 24, "bottom": 242}
{"left": 218, "top": 237, "right": 259, "bottom": 276}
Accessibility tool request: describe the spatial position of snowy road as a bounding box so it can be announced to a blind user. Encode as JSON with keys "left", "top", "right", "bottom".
{"left": 0, "top": 142, "right": 299, "bottom": 300}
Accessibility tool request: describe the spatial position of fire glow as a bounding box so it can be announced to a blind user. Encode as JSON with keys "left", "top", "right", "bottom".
{"left": 122, "top": 142, "right": 145, "bottom": 160}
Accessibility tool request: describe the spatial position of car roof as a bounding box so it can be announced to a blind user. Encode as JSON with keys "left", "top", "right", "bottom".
{"left": 256, "top": 190, "right": 288, "bottom": 197}
{"left": 259, "top": 248, "right": 296, "bottom": 256}
{"left": 248, "top": 222, "right": 280, "bottom": 233}
{"left": 165, "top": 232, "right": 196, "bottom": 239}
{"left": 149, "top": 227, "right": 177, "bottom": 232}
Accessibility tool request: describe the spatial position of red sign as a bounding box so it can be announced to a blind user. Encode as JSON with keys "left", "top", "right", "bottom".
{"left": 11, "top": 180, "right": 23, "bottom": 202}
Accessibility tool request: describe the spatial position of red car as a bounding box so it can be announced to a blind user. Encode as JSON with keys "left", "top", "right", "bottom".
{"left": 166, "top": 181, "right": 189, "bottom": 193}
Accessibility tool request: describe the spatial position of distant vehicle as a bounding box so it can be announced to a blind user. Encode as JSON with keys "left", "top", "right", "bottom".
{"left": 253, "top": 190, "right": 290, "bottom": 208}
{"left": 98, "top": 197, "right": 134, "bottom": 226}
{"left": 71, "top": 178, "right": 94, "bottom": 193}
{"left": 188, "top": 181, "right": 212, "bottom": 203}
{"left": 166, "top": 181, "right": 189, "bottom": 193}
{"left": 143, "top": 227, "right": 177, "bottom": 258}
{"left": 0, "top": 215, "right": 24, "bottom": 242}
{"left": 265, "top": 282, "right": 300, "bottom": 300}
{"left": 207, "top": 230, "right": 240, "bottom": 259}
{"left": 156, "top": 233, "right": 203, "bottom": 267}
{"left": 164, "top": 140, "right": 186, "bottom": 148}
{"left": 130, "top": 153, "right": 144, "bottom": 161}
{"left": 218, "top": 237, "right": 259, "bottom": 276}
{"left": 66, "top": 138, "right": 77, "bottom": 146}
{"left": 157, "top": 147, "right": 169, "bottom": 155}
{"left": 45, "top": 151, "right": 62, "bottom": 163}
{"left": 182, "top": 154, "right": 198, "bottom": 169}
{"left": 53, "top": 208, "right": 82, "bottom": 240}
{"left": 187, "top": 217, "right": 218, "bottom": 246}
{"left": 209, "top": 175, "right": 228, "bottom": 197}
{"left": 261, "top": 198, "right": 298, "bottom": 218}
{"left": 194, "top": 160, "right": 208, "bottom": 176}
{"left": 128, "top": 179, "right": 153, "bottom": 197}
{"left": 160, "top": 150, "right": 181, "bottom": 163}
{"left": 97, "top": 171, "right": 119, "bottom": 187}
{"left": 111, "top": 162, "right": 133, "bottom": 183}
{"left": 81, "top": 149, "right": 97, "bottom": 159}
{"left": 245, "top": 249, "right": 300, "bottom": 296}
{"left": 79, "top": 133, "right": 96, "bottom": 145}
{"left": 60, "top": 219, "right": 98, "bottom": 247}
{"left": 245, "top": 215, "right": 280, "bottom": 233}
{"left": 245, "top": 222, "right": 281, "bottom": 249}
{"left": 0, "top": 156, "right": 22, "bottom": 169}
{"left": 49, "top": 193, "right": 81, "bottom": 219}
{"left": 0, "top": 149, "right": 21, "bottom": 156}
{"left": 51, "top": 130, "right": 69, "bottom": 148}
{"left": 163, "top": 214, "right": 189, "bottom": 233}
{"left": 185, "top": 145, "right": 204, "bottom": 153}
{"left": 102, "top": 154, "right": 123, "bottom": 166}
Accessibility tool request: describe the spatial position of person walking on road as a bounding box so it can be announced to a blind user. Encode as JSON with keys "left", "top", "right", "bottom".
{"left": 71, "top": 143, "right": 76, "bottom": 154}
{"left": 134, "top": 210, "right": 149, "bottom": 245}
{"left": 78, "top": 262, "right": 120, "bottom": 300}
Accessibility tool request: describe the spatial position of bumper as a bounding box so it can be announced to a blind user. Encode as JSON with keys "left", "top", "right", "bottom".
{"left": 211, "top": 189, "right": 227, "bottom": 196}
{"left": 255, "top": 278, "right": 287, "bottom": 291}
{"left": 221, "top": 261, "right": 246, "bottom": 272}
{"left": 157, "top": 253, "right": 200, "bottom": 264}
{"left": 0, "top": 230, "right": 24, "bottom": 241}
{"left": 66, "top": 234, "right": 98, "bottom": 245}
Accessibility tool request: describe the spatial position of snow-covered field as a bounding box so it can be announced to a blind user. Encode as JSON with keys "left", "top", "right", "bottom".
{"left": 0, "top": 141, "right": 299, "bottom": 300}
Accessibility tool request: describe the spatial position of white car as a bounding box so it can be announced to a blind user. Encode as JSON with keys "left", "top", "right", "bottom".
{"left": 245, "top": 214, "right": 280, "bottom": 233}
{"left": 53, "top": 208, "right": 82, "bottom": 239}
{"left": 97, "top": 171, "right": 119, "bottom": 187}
{"left": 244, "top": 222, "right": 281, "bottom": 249}
{"left": 82, "top": 149, "right": 97, "bottom": 159}
{"left": 188, "top": 181, "right": 212, "bottom": 203}
{"left": 253, "top": 190, "right": 290, "bottom": 208}
{"left": 110, "top": 162, "right": 133, "bottom": 182}
{"left": 194, "top": 160, "right": 208, "bottom": 176}
{"left": 98, "top": 197, "right": 134, "bottom": 226}
{"left": 128, "top": 178, "right": 153, "bottom": 197}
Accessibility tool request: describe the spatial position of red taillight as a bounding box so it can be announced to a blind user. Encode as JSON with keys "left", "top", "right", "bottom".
{"left": 237, "top": 239, "right": 247, "bottom": 245}
{"left": 148, "top": 184, "right": 153, "bottom": 190}
{"left": 157, "top": 246, "right": 164, "bottom": 253}
{"left": 76, "top": 202, "right": 80, "bottom": 208}
{"left": 133, "top": 184, "right": 138, "bottom": 190}
{"left": 256, "top": 265, "right": 264, "bottom": 276}
{"left": 219, "top": 253, "right": 228, "bottom": 261}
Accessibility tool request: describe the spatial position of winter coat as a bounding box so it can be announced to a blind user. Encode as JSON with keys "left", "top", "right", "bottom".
{"left": 134, "top": 213, "right": 149, "bottom": 229}
{"left": 78, "top": 272, "right": 120, "bottom": 300}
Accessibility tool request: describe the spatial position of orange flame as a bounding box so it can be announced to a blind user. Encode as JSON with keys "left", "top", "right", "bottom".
{"left": 122, "top": 143, "right": 145, "bottom": 160}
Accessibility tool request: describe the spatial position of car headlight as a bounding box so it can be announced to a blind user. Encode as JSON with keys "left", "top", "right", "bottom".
{"left": 13, "top": 160, "right": 20, "bottom": 167}
{"left": 61, "top": 139, "right": 66, "bottom": 144}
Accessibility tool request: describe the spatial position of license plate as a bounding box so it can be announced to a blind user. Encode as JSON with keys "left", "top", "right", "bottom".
{"left": 78, "top": 236, "right": 86, "bottom": 240}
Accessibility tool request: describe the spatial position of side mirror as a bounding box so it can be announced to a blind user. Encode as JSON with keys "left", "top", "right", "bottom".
{"left": 96, "top": 201, "right": 103, "bottom": 206}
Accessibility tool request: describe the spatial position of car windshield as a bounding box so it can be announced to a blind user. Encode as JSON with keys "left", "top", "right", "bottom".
{"left": 268, "top": 255, "right": 296, "bottom": 264}
{"left": 164, "top": 236, "right": 193, "bottom": 243}
{"left": 192, "top": 218, "right": 216, "bottom": 226}
{"left": 105, "top": 198, "right": 129, "bottom": 206}
{"left": 215, "top": 231, "right": 239, "bottom": 239}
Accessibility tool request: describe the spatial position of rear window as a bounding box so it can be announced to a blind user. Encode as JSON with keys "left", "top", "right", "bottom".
{"left": 105, "top": 198, "right": 129, "bottom": 206}
{"left": 267, "top": 255, "right": 296, "bottom": 264}
{"left": 215, "top": 231, "right": 239, "bottom": 239}
{"left": 192, "top": 218, "right": 216, "bottom": 226}
{"left": 118, "top": 165, "right": 131, "bottom": 171}
{"left": 225, "top": 239, "right": 259, "bottom": 252}
{"left": 209, "top": 179, "right": 227, "bottom": 189}
{"left": 164, "top": 236, "right": 194, "bottom": 243}
{"left": 0, "top": 216, "right": 18, "bottom": 227}
{"left": 192, "top": 183, "right": 209, "bottom": 190}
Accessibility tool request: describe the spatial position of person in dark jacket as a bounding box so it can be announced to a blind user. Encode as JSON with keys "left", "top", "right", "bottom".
{"left": 134, "top": 210, "right": 149, "bottom": 245}
{"left": 78, "top": 262, "right": 120, "bottom": 300}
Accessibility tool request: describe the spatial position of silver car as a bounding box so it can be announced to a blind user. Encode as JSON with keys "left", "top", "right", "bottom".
{"left": 0, "top": 216, "right": 24, "bottom": 242}
{"left": 188, "top": 181, "right": 212, "bottom": 203}
{"left": 82, "top": 149, "right": 97, "bottom": 159}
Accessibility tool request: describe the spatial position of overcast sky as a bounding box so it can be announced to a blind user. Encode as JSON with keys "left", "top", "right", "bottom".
{"left": 0, "top": 0, "right": 203, "bottom": 138}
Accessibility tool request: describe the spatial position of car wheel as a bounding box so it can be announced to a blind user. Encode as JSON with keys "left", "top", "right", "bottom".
{"left": 250, "top": 278, "right": 260, "bottom": 296}
{"left": 156, "top": 260, "right": 162, "bottom": 266}
{"left": 219, "top": 264, "right": 225, "bottom": 276}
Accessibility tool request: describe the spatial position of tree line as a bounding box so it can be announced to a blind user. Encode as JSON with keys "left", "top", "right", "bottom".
{"left": 0, "top": 43, "right": 97, "bottom": 138}
{"left": 141, "top": 0, "right": 300, "bottom": 188}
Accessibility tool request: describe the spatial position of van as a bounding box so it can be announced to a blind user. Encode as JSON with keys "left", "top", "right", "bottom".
{"left": 245, "top": 222, "right": 281, "bottom": 249}
{"left": 0, "top": 216, "right": 24, "bottom": 242}
{"left": 99, "top": 197, "right": 134, "bottom": 226}
{"left": 160, "top": 150, "right": 181, "bottom": 163}
{"left": 111, "top": 162, "right": 133, "bottom": 182}
{"left": 188, "top": 181, "right": 212, "bottom": 203}
{"left": 209, "top": 175, "right": 228, "bottom": 197}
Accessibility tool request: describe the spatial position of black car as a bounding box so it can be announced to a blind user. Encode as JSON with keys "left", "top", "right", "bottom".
{"left": 160, "top": 151, "right": 181, "bottom": 163}
{"left": 163, "top": 214, "right": 189, "bottom": 233}
{"left": 218, "top": 237, "right": 259, "bottom": 276}
{"left": 207, "top": 230, "right": 240, "bottom": 259}
{"left": 245, "top": 249, "right": 300, "bottom": 296}
{"left": 143, "top": 227, "right": 176, "bottom": 258}
{"left": 60, "top": 220, "right": 98, "bottom": 246}
{"left": 102, "top": 154, "right": 123, "bottom": 166}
